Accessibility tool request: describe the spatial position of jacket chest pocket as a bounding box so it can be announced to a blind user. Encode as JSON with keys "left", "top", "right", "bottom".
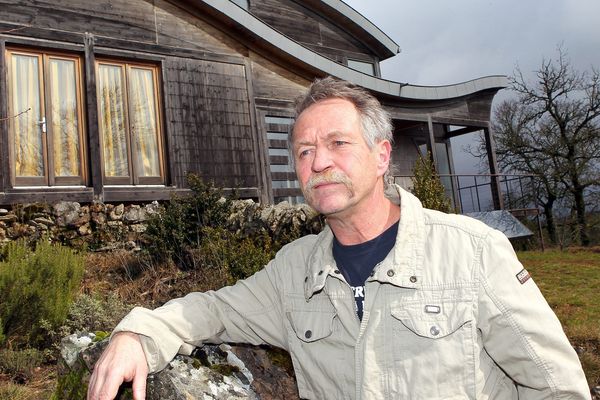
{"left": 284, "top": 298, "right": 350, "bottom": 399}
{"left": 388, "top": 299, "right": 475, "bottom": 399}
{"left": 287, "top": 309, "right": 336, "bottom": 343}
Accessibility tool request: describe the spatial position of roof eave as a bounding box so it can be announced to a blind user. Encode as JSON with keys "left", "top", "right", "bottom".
{"left": 186, "top": 0, "right": 508, "bottom": 100}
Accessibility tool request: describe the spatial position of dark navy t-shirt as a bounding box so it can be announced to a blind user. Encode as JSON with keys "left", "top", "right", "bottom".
{"left": 332, "top": 221, "right": 399, "bottom": 320}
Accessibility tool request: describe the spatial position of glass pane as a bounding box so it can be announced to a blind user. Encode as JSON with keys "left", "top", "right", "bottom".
{"left": 11, "top": 54, "right": 44, "bottom": 177}
{"left": 98, "top": 64, "right": 129, "bottom": 177}
{"left": 49, "top": 58, "right": 81, "bottom": 177}
{"left": 129, "top": 67, "right": 160, "bottom": 177}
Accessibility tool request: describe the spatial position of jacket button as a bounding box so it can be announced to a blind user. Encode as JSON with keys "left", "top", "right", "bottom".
{"left": 410, "top": 276, "right": 417, "bottom": 283}
{"left": 334, "top": 269, "right": 340, "bottom": 274}
{"left": 430, "top": 326, "right": 440, "bottom": 336}
{"left": 304, "top": 276, "right": 308, "bottom": 283}
{"left": 387, "top": 269, "right": 395, "bottom": 277}
{"left": 318, "top": 270, "right": 324, "bottom": 276}
{"left": 305, "top": 330, "right": 312, "bottom": 339}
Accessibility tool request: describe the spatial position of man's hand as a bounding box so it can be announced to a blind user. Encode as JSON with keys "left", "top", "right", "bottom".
{"left": 87, "top": 331, "right": 149, "bottom": 400}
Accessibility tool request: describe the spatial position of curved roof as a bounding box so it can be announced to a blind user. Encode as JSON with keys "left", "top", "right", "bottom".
{"left": 205, "top": 0, "right": 508, "bottom": 100}
{"left": 301, "top": 0, "right": 400, "bottom": 59}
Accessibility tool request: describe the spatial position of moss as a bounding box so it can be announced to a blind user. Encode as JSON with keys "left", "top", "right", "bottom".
{"left": 93, "top": 331, "right": 110, "bottom": 342}
{"left": 51, "top": 366, "right": 87, "bottom": 400}
{"left": 210, "top": 363, "right": 240, "bottom": 376}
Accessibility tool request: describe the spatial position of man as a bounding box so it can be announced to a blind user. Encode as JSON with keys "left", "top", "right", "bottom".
{"left": 88, "top": 77, "right": 590, "bottom": 400}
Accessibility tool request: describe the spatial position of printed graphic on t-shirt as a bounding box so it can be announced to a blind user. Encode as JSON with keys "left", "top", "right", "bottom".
{"left": 351, "top": 285, "right": 365, "bottom": 318}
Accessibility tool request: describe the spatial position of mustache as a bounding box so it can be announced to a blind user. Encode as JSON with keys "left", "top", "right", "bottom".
{"left": 305, "top": 171, "right": 352, "bottom": 191}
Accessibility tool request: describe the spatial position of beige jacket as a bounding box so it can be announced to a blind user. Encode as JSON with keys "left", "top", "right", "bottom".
{"left": 114, "top": 185, "right": 590, "bottom": 399}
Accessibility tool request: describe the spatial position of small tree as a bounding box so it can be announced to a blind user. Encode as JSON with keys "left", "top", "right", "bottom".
{"left": 411, "top": 152, "right": 453, "bottom": 213}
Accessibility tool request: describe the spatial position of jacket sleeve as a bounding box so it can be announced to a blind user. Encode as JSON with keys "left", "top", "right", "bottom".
{"left": 477, "top": 229, "right": 590, "bottom": 399}
{"left": 111, "top": 255, "right": 288, "bottom": 373}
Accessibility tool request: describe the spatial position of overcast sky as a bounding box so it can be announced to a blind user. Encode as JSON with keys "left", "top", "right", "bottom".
{"left": 342, "top": 0, "right": 600, "bottom": 175}
{"left": 343, "top": 0, "right": 600, "bottom": 99}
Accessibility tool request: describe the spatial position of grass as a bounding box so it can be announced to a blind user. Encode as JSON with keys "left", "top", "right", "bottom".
{"left": 517, "top": 247, "right": 600, "bottom": 388}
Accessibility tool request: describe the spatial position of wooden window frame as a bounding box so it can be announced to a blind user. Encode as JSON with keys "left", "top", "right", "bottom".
{"left": 95, "top": 58, "right": 165, "bottom": 186}
{"left": 6, "top": 47, "right": 87, "bottom": 187}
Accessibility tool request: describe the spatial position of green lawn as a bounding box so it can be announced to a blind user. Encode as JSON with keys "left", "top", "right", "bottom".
{"left": 517, "top": 248, "right": 600, "bottom": 388}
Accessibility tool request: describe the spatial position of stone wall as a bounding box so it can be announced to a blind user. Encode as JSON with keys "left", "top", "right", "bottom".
{"left": 0, "top": 202, "right": 161, "bottom": 249}
{"left": 0, "top": 199, "right": 324, "bottom": 250}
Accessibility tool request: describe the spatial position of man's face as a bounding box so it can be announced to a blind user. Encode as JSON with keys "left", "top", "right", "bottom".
{"left": 292, "top": 98, "right": 390, "bottom": 218}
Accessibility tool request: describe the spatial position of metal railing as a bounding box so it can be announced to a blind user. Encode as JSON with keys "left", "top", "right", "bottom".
{"left": 394, "top": 173, "right": 540, "bottom": 215}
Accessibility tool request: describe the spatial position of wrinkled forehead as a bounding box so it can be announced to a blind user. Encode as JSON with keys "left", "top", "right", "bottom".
{"left": 290, "top": 98, "right": 361, "bottom": 143}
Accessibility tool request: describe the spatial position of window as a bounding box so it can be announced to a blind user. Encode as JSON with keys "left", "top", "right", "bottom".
{"left": 96, "top": 60, "right": 164, "bottom": 185}
{"left": 347, "top": 59, "right": 375, "bottom": 76}
{"left": 6, "top": 49, "right": 86, "bottom": 186}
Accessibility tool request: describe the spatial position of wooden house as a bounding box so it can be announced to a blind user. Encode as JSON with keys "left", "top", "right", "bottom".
{"left": 0, "top": 0, "right": 509, "bottom": 213}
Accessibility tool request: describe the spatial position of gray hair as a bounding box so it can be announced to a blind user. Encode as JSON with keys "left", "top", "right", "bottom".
{"left": 289, "top": 77, "right": 395, "bottom": 185}
{"left": 290, "top": 77, "right": 393, "bottom": 147}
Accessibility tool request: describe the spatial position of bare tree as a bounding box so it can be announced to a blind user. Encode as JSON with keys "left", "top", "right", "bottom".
{"left": 492, "top": 47, "right": 600, "bottom": 246}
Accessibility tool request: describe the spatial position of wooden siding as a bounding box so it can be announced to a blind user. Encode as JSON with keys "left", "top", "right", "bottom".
{"left": 0, "top": 0, "right": 242, "bottom": 57}
{"left": 250, "top": 51, "right": 309, "bottom": 102}
{"left": 249, "top": 0, "right": 378, "bottom": 65}
{"left": 163, "top": 57, "right": 259, "bottom": 190}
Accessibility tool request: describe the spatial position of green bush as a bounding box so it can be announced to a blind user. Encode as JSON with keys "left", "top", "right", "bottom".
{"left": 144, "top": 173, "right": 232, "bottom": 268}
{"left": 411, "top": 152, "right": 453, "bottom": 213}
{"left": 199, "top": 227, "right": 274, "bottom": 284}
{"left": 0, "top": 239, "right": 85, "bottom": 347}
{"left": 0, "top": 348, "right": 44, "bottom": 383}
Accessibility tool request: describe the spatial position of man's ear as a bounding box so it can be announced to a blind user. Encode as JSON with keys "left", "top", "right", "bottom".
{"left": 375, "top": 140, "right": 392, "bottom": 176}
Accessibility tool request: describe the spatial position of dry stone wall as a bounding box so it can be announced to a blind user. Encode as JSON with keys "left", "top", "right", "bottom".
{"left": 0, "top": 199, "right": 324, "bottom": 250}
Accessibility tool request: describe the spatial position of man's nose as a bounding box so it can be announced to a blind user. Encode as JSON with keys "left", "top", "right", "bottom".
{"left": 311, "top": 147, "right": 334, "bottom": 173}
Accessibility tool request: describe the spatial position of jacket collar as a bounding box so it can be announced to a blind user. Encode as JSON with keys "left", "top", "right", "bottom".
{"left": 304, "top": 184, "right": 426, "bottom": 300}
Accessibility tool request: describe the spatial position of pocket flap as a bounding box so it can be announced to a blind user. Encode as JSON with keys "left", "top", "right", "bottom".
{"left": 391, "top": 300, "right": 472, "bottom": 339}
{"left": 287, "top": 310, "right": 336, "bottom": 343}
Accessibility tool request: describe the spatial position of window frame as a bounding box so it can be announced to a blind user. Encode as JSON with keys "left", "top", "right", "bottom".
{"left": 6, "top": 47, "right": 87, "bottom": 187}
{"left": 95, "top": 58, "right": 166, "bottom": 186}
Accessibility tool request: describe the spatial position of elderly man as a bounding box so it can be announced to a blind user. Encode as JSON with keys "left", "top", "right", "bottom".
{"left": 88, "top": 78, "right": 590, "bottom": 400}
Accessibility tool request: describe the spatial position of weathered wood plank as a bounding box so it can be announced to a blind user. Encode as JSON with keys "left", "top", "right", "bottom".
{"left": 163, "top": 57, "right": 259, "bottom": 190}
{"left": 0, "top": 38, "right": 8, "bottom": 192}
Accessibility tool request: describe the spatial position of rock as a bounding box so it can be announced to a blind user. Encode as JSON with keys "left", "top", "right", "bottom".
{"left": 109, "top": 204, "right": 125, "bottom": 221}
{"left": 129, "top": 224, "right": 147, "bottom": 233}
{"left": 61, "top": 333, "right": 96, "bottom": 368}
{"left": 54, "top": 202, "right": 81, "bottom": 225}
{"left": 78, "top": 223, "right": 92, "bottom": 236}
{"left": 0, "top": 214, "right": 17, "bottom": 223}
{"left": 123, "top": 205, "right": 148, "bottom": 223}
{"left": 34, "top": 216, "right": 55, "bottom": 226}
{"left": 56, "top": 333, "right": 299, "bottom": 400}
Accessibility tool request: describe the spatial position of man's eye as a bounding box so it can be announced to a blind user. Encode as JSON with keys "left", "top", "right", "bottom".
{"left": 334, "top": 140, "right": 347, "bottom": 147}
{"left": 298, "top": 149, "right": 312, "bottom": 158}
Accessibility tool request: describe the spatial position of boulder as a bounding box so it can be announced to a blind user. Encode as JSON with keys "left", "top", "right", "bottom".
{"left": 56, "top": 332, "right": 299, "bottom": 400}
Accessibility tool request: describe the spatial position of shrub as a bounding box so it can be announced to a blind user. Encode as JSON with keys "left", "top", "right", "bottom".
{"left": 199, "top": 227, "right": 274, "bottom": 284}
{"left": 39, "top": 293, "right": 132, "bottom": 360}
{"left": 411, "top": 152, "right": 453, "bottom": 213}
{"left": 0, "top": 239, "right": 85, "bottom": 347}
{"left": 144, "top": 173, "right": 232, "bottom": 268}
{"left": 62, "top": 293, "right": 131, "bottom": 334}
{"left": 0, "top": 348, "right": 44, "bottom": 383}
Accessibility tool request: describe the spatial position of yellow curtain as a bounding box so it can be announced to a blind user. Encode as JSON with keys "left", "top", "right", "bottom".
{"left": 50, "top": 58, "right": 80, "bottom": 177}
{"left": 98, "top": 64, "right": 129, "bottom": 177}
{"left": 11, "top": 54, "right": 43, "bottom": 177}
{"left": 129, "top": 67, "right": 160, "bottom": 177}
